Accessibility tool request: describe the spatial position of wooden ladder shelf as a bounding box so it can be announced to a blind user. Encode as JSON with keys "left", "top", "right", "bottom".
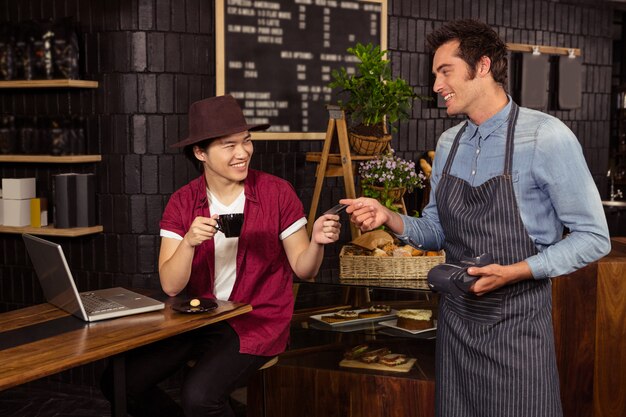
{"left": 306, "top": 106, "right": 405, "bottom": 240}
{"left": 306, "top": 106, "right": 361, "bottom": 240}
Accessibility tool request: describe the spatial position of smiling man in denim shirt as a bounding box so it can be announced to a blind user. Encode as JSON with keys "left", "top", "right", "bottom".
{"left": 342, "top": 19, "right": 610, "bottom": 417}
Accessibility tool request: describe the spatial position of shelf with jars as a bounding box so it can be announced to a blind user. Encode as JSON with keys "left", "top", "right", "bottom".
{"left": 0, "top": 80, "right": 101, "bottom": 236}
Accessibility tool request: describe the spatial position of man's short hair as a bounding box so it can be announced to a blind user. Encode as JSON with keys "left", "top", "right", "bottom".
{"left": 184, "top": 139, "right": 214, "bottom": 172}
{"left": 426, "top": 19, "right": 508, "bottom": 88}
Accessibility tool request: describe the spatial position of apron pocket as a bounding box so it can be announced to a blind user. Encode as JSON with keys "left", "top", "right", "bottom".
{"left": 445, "top": 291, "right": 504, "bottom": 325}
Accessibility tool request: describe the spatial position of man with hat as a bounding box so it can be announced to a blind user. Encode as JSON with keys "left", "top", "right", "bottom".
{"left": 101, "top": 95, "right": 341, "bottom": 417}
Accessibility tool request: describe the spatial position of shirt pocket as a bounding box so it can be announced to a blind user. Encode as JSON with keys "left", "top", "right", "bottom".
{"left": 488, "top": 170, "right": 519, "bottom": 183}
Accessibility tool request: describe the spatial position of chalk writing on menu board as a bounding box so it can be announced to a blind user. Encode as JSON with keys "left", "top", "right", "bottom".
{"left": 217, "top": 0, "right": 385, "bottom": 139}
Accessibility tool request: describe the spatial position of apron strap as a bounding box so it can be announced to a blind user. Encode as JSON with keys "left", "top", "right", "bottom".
{"left": 504, "top": 102, "right": 519, "bottom": 176}
{"left": 442, "top": 122, "right": 467, "bottom": 175}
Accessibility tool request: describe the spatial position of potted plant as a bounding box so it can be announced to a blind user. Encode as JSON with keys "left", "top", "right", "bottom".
{"left": 328, "top": 42, "right": 426, "bottom": 155}
{"left": 359, "top": 151, "right": 426, "bottom": 212}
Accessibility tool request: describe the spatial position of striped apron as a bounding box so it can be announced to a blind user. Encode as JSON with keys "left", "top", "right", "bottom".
{"left": 434, "top": 102, "right": 563, "bottom": 417}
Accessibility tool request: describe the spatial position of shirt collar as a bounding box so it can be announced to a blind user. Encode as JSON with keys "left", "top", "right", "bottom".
{"left": 194, "top": 170, "right": 260, "bottom": 210}
{"left": 465, "top": 96, "right": 512, "bottom": 142}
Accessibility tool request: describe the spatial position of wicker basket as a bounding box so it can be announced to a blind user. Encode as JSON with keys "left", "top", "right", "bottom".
{"left": 368, "top": 185, "right": 406, "bottom": 202}
{"left": 339, "top": 245, "right": 445, "bottom": 290}
{"left": 348, "top": 131, "right": 392, "bottom": 155}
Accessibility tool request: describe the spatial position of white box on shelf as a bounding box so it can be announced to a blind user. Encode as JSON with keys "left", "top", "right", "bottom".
{"left": 0, "top": 198, "right": 3, "bottom": 225}
{"left": 4, "top": 199, "right": 31, "bottom": 227}
{"left": 2, "top": 178, "right": 36, "bottom": 200}
{"left": 41, "top": 210, "right": 49, "bottom": 227}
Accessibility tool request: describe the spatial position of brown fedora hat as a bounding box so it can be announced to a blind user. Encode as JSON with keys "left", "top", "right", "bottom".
{"left": 170, "top": 95, "right": 270, "bottom": 148}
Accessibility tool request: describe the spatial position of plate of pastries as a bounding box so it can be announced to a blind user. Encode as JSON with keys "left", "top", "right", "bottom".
{"left": 339, "top": 343, "right": 416, "bottom": 372}
{"left": 309, "top": 305, "right": 396, "bottom": 327}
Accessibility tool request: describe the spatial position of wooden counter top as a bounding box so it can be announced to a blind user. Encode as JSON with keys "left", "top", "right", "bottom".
{"left": 0, "top": 298, "right": 251, "bottom": 391}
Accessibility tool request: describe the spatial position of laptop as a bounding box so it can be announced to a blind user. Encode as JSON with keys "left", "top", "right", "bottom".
{"left": 22, "top": 234, "right": 165, "bottom": 322}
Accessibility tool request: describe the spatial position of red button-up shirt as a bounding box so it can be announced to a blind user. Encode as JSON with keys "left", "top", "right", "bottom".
{"left": 160, "top": 170, "right": 305, "bottom": 356}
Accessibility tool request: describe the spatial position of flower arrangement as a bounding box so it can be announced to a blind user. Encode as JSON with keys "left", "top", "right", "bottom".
{"left": 359, "top": 152, "right": 426, "bottom": 211}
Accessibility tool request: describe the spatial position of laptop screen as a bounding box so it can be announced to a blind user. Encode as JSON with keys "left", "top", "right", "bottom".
{"left": 22, "top": 234, "right": 88, "bottom": 320}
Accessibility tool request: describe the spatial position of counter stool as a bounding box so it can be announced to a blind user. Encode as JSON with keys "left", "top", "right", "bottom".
{"left": 257, "top": 356, "right": 278, "bottom": 417}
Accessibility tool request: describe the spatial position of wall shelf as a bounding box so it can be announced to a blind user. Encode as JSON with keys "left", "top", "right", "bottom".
{"left": 0, "top": 79, "right": 98, "bottom": 89}
{"left": 0, "top": 80, "right": 101, "bottom": 238}
{"left": 0, "top": 155, "right": 102, "bottom": 163}
{"left": 506, "top": 42, "right": 582, "bottom": 57}
{"left": 0, "top": 225, "right": 103, "bottom": 237}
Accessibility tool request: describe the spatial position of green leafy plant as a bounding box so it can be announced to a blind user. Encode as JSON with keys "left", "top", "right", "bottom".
{"left": 328, "top": 42, "right": 427, "bottom": 137}
{"left": 359, "top": 151, "right": 426, "bottom": 211}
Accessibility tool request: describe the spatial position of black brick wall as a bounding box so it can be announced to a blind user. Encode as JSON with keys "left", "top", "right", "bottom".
{"left": 0, "top": 0, "right": 215, "bottom": 316}
{"left": 0, "top": 0, "right": 616, "bottom": 383}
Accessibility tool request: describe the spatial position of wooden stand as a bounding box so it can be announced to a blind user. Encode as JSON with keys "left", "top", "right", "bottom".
{"left": 302, "top": 106, "right": 407, "bottom": 306}
{"left": 306, "top": 106, "right": 406, "bottom": 239}
{"left": 303, "top": 106, "right": 371, "bottom": 305}
{"left": 306, "top": 106, "right": 361, "bottom": 240}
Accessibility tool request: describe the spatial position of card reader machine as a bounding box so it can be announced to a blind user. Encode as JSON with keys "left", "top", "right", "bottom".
{"left": 427, "top": 253, "right": 494, "bottom": 297}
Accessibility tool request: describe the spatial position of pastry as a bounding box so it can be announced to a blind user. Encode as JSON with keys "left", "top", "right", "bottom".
{"left": 396, "top": 309, "right": 433, "bottom": 330}
{"left": 358, "top": 304, "right": 391, "bottom": 318}
{"left": 379, "top": 353, "right": 408, "bottom": 367}
{"left": 359, "top": 347, "right": 391, "bottom": 363}
{"left": 344, "top": 344, "right": 369, "bottom": 360}
{"left": 392, "top": 247, "right": 412, "bottom": 257}
{"left": 410, "top": 247, "right": 424, "bottom": 256}
{"left": 381, "top": 242, "right": 396, "bottom": 255}
{"left": 320, "top": 310, "right": 359, "bottom": 323}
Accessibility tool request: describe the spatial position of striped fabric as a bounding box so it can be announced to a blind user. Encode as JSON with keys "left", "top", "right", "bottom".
{"left": 434, "top": 102, "right": 563, "bottom": 417}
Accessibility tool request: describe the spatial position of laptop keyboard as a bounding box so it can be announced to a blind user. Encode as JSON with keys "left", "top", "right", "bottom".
{"left": 81, "top": 292, "right": 126, "bottom": 314}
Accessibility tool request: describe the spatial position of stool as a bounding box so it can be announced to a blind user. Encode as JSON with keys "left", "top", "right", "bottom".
{"left": 258, "top": 356, "right": 278, "bottom": 417}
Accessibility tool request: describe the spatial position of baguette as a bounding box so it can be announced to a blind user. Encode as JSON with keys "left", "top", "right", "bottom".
{"left": 419, "top": 158, "right": 432, "bottom": 178}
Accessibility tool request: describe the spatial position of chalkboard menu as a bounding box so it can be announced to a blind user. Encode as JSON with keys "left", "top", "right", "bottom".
{"left": 216, "top": 0, "right": 386, "bottom": 140}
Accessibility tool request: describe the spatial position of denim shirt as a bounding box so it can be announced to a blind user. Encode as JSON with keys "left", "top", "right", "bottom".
{"left": 399, "top": 99, "right": 611, "bottom": 279}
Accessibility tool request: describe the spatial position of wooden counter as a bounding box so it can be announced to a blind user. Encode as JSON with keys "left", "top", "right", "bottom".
{"left": 249, "top": 238, "right": 626, "bottom": 417}
{"left": 248, "top": 335, "right": 435, "bottom": 417}
{"left": 552, "top": 237, "right": 626, "bottom": 417}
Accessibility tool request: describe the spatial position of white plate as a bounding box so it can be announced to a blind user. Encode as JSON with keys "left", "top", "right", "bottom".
{"left": 378, "top": 319, "right": 436, "bottom": 334}
{"left": 309, "top": 309, "right": 397, "bottom": 327}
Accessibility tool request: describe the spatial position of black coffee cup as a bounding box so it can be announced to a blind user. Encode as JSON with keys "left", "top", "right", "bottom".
{"left": 215, "top": 213, "right": 244, "bottom": 238}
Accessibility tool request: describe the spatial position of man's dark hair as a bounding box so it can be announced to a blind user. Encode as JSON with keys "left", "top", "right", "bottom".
{"left": 426, "top": 19, "right": 508, "bottom": 87}
{"left": 183, "top": 138, "right": 214, "bottom": 172}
